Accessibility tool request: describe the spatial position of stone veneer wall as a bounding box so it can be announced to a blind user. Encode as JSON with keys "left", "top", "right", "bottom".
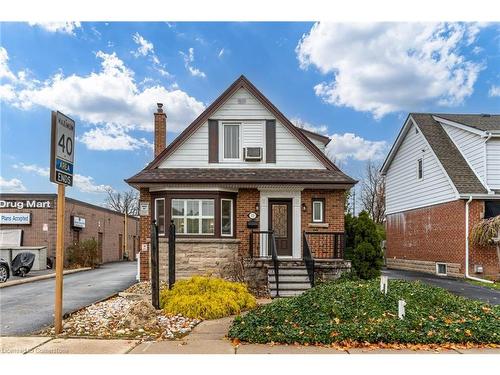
{"left": 158, "top": 237, "right": 241, "bottom": 281}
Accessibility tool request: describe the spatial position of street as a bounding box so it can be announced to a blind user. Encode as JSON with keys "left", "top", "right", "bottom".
{"left": 383, "top": 269, "right": 500, "bottom": 305}
{"left": 0, "top": 261, "right": 137, "bottom": 336}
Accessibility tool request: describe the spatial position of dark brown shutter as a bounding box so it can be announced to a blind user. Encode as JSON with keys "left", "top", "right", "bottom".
{"left": 266, "top": 119, "right": 276, "bottom": 163}
{"left": 208, "top": 119, "right": 218, "bottom": 163}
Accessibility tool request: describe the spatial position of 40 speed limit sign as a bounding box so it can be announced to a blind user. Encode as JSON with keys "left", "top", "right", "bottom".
{"left": 50, "top": 111, "right": 75, "bottom": 186}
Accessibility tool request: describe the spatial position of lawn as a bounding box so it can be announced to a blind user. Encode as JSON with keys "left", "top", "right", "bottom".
{"left": 228, "top": 278, "right": 500, "bottom": 345}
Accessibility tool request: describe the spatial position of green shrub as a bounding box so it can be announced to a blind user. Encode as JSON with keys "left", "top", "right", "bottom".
{"left": 351, "top": 241, "right": 383, "bottom": 279}
{"left": 66, "top": 238, "right": 99, "bottom": 268}
{"left": 228, "top": 279, "right": 500, "bottom": 345}
{"left": 160, "top": 276, "right": 257, "bottom": 320}
{"left": 344, "top": 211, "right": 383, "bottom": 279}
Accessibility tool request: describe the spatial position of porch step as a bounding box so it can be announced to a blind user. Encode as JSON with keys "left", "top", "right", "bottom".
{"left": 268, "top": 264, "right": 312, "bottom": 298}
{"left": 270, "top": 289, "right": 309, "bottom": 298}
{"left": 268, "top": 275, "right": 310, "bottom": 283}
{"left": 268, "top": 267, "right": 308, "bottom": 276}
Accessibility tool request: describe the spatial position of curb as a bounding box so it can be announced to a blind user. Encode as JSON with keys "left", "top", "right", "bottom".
{"left": 0, "top": 267, "right": 92, "bottom": 288}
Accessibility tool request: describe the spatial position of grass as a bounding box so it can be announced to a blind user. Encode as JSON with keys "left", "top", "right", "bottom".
{"left": 228, "top": 278, "right": 500, "bottom": 345}
{"left": 467, "top": 279, "right": 500, "bottom": 291}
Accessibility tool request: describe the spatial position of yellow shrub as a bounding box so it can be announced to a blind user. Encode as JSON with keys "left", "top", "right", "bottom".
{"left": 160, "top": 276, "right": 257, "bottom": 320}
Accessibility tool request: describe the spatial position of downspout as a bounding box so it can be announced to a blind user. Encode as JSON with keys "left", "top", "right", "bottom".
{"left": 484, "top": 132, "right": 493, "bottom": 193}
{"left": 465, "top": 196, "right": 493, "bottom": 283}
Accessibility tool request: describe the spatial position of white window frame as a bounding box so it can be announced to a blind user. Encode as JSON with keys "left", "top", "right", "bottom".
{"left": 171, "top": 199, "right": 215, "bottom": 235}
{"left": 221, "top": 122, "right": 242, "bottom": 161}
{"left": 312, "top": 200, "right": 324, "bottom": 223}
{"left": 220, "top": 198, "right": 234, "bottom": 237}
{"left": 436, "top": 262, "right": 447, "bottom": 276}
{"left": 417, "top": 158, "right": 424, "bottom": 180}
{"left": 154, "top": 198, "right": 165, "bottom": 235}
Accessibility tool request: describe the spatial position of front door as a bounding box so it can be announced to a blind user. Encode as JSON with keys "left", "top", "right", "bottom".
{"left": 268, "top": 199, "right": 293, "bottom": 257}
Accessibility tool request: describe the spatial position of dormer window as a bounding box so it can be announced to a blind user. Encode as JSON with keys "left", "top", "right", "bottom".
{"left": 223, "top": 123, "right": 240, "bottom": 160}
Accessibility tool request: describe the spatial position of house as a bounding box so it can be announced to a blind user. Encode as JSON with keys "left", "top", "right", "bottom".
{"left": 126, "top": 75, "right": 356, "bottom": 296}
{"left": 381, "top": 113, "right": 500, "bottom": 280}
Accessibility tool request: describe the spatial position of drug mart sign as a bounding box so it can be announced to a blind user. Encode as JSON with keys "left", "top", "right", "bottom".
{"left": 0, "top": 213, "right": 31, "bottom": 225}
{"left": 0, "top": 199, "right": 52, "bottom": 209}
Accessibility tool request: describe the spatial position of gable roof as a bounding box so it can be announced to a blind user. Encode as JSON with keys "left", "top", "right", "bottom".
{"left": 432, "top": 113, "right": 500, "bottom": 132}
{"left": 381, "top": 113, "right": 488, "bottom": 195}
{"left": 296, "top": 127, "right": 331, "bottom": 146}
{"left": 147, "top": 75, "right": 339, "bottom": 171}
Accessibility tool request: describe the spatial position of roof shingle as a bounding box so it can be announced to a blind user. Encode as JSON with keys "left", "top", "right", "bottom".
{"left": 126, "top": 168, "right": 356, "bottom": 186}
{"left": 411, "top": 113, "right": 488, "bottom": 194}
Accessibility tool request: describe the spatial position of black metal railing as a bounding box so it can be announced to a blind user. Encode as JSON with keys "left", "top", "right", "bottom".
{"left": 302, "top": 232, "right": 315, "bottom": 287}
{"left": 304, "top": 232, "right": 345, "bottom": 259}
{"left": 249, "top": 230, "right": 280, "bottom": 297}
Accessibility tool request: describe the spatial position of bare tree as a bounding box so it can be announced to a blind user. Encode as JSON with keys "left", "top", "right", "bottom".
{"left": 360, "top": 160, "right": 385, "bottom": 224}
{"left": 104, "top": 188, "right": 139, "bottom": 216}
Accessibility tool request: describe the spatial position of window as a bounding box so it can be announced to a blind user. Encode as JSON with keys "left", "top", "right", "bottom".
{"left": 171, "top": 199, "right": 214, "bottom": 235}
{"left": 417, "top": 158, "right": 423, "bottom": 180}
{"left": 155, "top": 198, "right": 165, "bottom": 234}
{"left": 223, "top": 123, "right": 240, "bottom": 159}
{"left": 312, "top": 199, "right": 324, "bottom": 223}
{"left": 436, "top": 263, "right": 447, "bottom": 276}
{"left": 221, "top": 199, "right": 233, "bottom": 236}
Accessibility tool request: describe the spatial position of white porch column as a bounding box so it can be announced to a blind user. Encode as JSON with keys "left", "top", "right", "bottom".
{"left": 258, "top": 187, "right": 302, "bottom": 259}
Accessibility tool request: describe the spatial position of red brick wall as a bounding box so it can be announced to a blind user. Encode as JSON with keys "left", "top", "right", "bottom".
{"left": 301, "top": 189, "right": 346, "bottom": 258}
{"left": 386, "top": 200, "right": 499, "bottom": 278}
{"left": 139, "top": 188, "right": 152, "bottom": 280}
{"left": 236, "top": 189, "right": 260, "bottom": 257}
{"left": 0, "top": 196, "right": 139, "bottom": 264}
{"left": 154, "top": 110, "right": 166, "bottom": 158}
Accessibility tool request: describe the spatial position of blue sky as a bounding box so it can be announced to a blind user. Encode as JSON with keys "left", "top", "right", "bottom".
{"left": 1, "top": 22, "right": 499, "bottom": 205}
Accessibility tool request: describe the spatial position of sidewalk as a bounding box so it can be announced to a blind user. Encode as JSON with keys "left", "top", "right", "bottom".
{"left": 3, "top": 316, "right": 498, "bottom": 354}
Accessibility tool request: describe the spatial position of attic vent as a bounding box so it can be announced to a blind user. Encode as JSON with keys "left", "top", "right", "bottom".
{"left": 237, "top": 98, "right": 247, "bottom": 105}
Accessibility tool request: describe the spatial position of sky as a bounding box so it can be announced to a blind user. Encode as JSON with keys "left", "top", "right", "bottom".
{"left": 1, "top": 22, "right": 500, "bottom": 206}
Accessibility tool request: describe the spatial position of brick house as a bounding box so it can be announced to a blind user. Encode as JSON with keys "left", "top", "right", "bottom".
{"left": 381, "top": 113, "right": 500, "bottom": 280}
{"left": 126, "top": 75, "right": 356, "bottom": 296}
{"left": 0, "top": 193, "right": 139, "bottom": 265}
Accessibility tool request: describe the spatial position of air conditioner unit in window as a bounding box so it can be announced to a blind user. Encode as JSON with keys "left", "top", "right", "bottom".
{"left": 244, "top": 147, "right": 262, "bottom": 161}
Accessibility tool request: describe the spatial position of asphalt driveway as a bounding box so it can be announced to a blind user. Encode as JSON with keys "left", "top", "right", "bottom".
{"left": 0, "top": 261, "right": 137, "bottom": 336}
{"left": 382, "top": 268, "right": 500, "bottom": 305}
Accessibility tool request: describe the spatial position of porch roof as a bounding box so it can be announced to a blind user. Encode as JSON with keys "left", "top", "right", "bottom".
{"left": 125, "top": 168, "right": 357, "bottom": 186}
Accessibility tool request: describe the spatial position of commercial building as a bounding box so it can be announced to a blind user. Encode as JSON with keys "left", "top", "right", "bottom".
{"left": 0, "top": 193, "right": 139, "bottom": 267}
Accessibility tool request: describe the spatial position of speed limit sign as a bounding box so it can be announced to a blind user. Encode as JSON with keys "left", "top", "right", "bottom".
{"left": 50, "top": 111, "right": 75, "bottom": 186}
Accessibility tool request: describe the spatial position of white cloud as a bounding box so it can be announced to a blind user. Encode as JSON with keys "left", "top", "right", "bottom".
{"left": 13, "top": 163, "right": 113, "bottom": 194}
{"left": 13, "top": 163, "right": 49, "bottom": 177}
{"left": 290, "top": 117, "right": 328, "bottom": 134}
{"left": 79, "top": 124, "right": 152, "bottom": 151}
{"left": 1, "top": 48, "right": 205, "bottom": 151}
{"left": 180, "top": 48, "right": 206, "bottom": 78}
{"left": 326, "top": 133, "right": 388, "bottom": 161}
{"left": 132, "top": 33, "right": 154, "bottom": 57}
{"left": 131, "top": 33, "right": 171, "bottom": 78}
{"left": 489, "top": 85, "right": 500, "bottom": 97}
{"left": 218, "top": 48, "right": 225, "bottom": 58}
{"left": 0, "top": 177, "right": 26, "bottom": 192}
{"left": 28, "top": 22, "right": 81, "bottom": 35}
{"left": 0, "top": 47, "right": 16, "bottom": 81}
{"left": 297, "top": 23, "right": 484, "bottom": 119}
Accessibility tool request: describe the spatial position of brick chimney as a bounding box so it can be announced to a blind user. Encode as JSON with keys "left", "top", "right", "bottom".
{"left": 154, "top": 103, "right": 167, "bottom": 157}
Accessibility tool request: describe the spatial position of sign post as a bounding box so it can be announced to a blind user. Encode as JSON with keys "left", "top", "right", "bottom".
{"left": 50, "top": 111, "right": 75, "bottom": 334}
